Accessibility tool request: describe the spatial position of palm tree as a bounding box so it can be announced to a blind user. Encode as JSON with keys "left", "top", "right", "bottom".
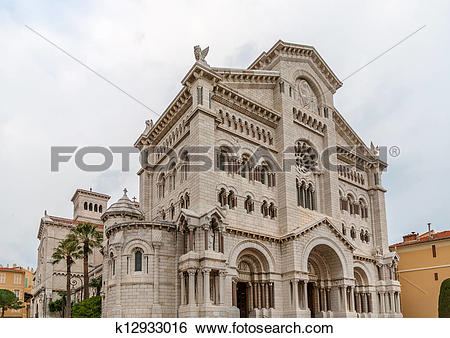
{"left": 71, "top": 223, "right": 103, "bottom": 300}
{"left": 52, "top": 234, "right": 81, "bottom": 318}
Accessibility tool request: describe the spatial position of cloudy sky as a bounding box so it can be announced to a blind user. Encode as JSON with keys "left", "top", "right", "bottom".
{"left": 1, "top": 1, "right": 449, "bottom": 269}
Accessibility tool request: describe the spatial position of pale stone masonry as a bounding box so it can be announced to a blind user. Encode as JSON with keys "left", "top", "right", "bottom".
{"left": 31, "top": 189, "right": 108, "bottom": 317}
{"left": 35, "top": 40, "right": 402, "bottom": 318}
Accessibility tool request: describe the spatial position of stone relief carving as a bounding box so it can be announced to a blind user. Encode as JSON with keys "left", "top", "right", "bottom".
{"left": 297, "top": 79, "right": 318, "bottom": 113}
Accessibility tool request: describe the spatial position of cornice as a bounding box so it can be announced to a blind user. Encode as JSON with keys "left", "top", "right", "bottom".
{"left": 106, "top": 220, "right": 176, "bottom": 238}
{"left": 248, "top": 40, "right": 342, "bottom": 91}
{"left": 134, "top": 88, "right": 192, "bottom": 149}
{"left": 181, "top": 62, "right": 222, "bottom": 86}
{"left": 213, "top": 83, "right": 281, "bottom": 128}
{"left": 212, "top": 67, "right": 279, "bottom": 85}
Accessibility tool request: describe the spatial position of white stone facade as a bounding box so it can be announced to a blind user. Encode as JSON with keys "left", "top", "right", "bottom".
{"left": 32, "top": 189, "right": 109, "bottom": 317}
{"left": 101, "top": 41, "right": 401, "bottom": 318}
{"left": 34, "top": 41, "right": 401, "bottom": 318}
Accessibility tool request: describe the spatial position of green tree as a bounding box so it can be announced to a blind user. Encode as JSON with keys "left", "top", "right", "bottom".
{"left": 89, "top": 277, "right": 102, "bottom": 297}
{"left": 71, "top": 223, "right": 103, "bottom": 300}
{"left": 71, "top": 295, "right": 101, "bottom": 318}
{"left": 52, "top": 234, "right": 81, "bottom": 318}
{"left": 48, "top": 291, "right": 67, "bottom": 317}
{"left": 438, "top": 278, "right": 450, "bottom": 318}
{"left": 0, "top": 289, "right": 24, "bottom": 318}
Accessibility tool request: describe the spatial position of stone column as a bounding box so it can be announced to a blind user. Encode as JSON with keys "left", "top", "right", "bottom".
{"left": 180, "top": 272, "right": 185, "bottom": 305}
{"left": 326, "top": 288, "right": 331, "bottom": 312}
{"left": 202, "top": 269, "right": 211, "bottom": 305}
{"left": 248, "top": 283, "right": 253, "bottom": 310}
{"left": 153, "top": 244, "right": 161, "bottom": 306}
{"left": 350, "top": 286, "right": 355, "bottom": 312}
{"left": 362, "top": 293, "right": 368, "bottom": 314}
{"left": 204, "top": 226, "right": 209, "bottom": 251}
{"left": 355, "top": 292, "right": 360, "bottom": 313}
{"left": 188, "top": 269, "right": 196, "bottom": 305}
{"left": 189, "top": 227, "right": 194, "bottom": 252}
{"left": 219, "top": 271, "right": 226, "bottom": 305}
{"left": 303, "top": 281, "right": 308, "bottom": 310}
{"left": 269, "top": 282, "right": 274, "bottom": 308}
{"left": 390, "top": 292, "right": 395, "bottom": 313}
{"left": 197, "top": 269, "right": 203, "bottom": 304}
{"left": 292, "top": 279, "right": 299, "bottom": 310}
{"left": 261, "top": 283, "right": 266, "bottom": 309}
{"left": 385, "top": 292, "right": 390, "bottom": 313}
{"left": 396, "top": 292, "right": 402, "bottom": 313}
{"left": 253, "top": 283, "right": 257, "bottom": 309}
{"left": 232, "top": 280, "right": 237, "bottom": 307}
{"left": 341, "top": 286, "right": 348, "bottom": 312}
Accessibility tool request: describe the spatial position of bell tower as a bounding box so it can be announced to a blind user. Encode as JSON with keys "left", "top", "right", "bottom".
{"left": 71, "top": 188, "right": 110, "bottom": 223}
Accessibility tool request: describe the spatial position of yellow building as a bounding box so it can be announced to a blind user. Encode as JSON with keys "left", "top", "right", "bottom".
{"left": 390, "top": 230, "right": 450, "bottom": 317}
{"left": 0, "top": 264, "right": 34, "bottom": 318}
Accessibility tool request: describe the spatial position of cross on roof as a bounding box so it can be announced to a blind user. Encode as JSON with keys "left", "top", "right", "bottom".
{"left": 132, "top": 197, "right": 136, "bottom": 202}
{"left": 123, "top": 188, "right": 128, "bottom": 195}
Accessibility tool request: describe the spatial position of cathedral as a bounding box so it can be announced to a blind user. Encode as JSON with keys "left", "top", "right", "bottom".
{"left": 33, "top": 40, "right": 402, "bottom": 318}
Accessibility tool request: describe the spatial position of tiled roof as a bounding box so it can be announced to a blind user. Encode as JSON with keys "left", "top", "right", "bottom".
{"left": 47, "top": 215, "right": 103, "bottom": 229}
{"left": 390, "top": 230, "right": 450, "bottom": 248}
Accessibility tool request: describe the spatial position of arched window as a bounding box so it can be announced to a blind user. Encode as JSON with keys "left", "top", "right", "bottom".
{"left": 347, "top": 195, "right": 355, "bottom": 214}
{"left": 350, "top": 226, "right": 356, "bottom": 240}
{"left": 110, "top": 253, "right": 115, "bottom": 276}
{"left": 359, "top": 199, "right": 369, "bottom": 219}
{"left": 364, "top": 231, "right": 370, "bottom": 243}
{"left": 360, "top": 229, "right": 365, "bottom": 241}
{"left": 161, "top": 209, "right": 166, "bottom": 220}
{"left": 158, "top": 173, "right": 166, "bottom": 199}
{"left": 94, "top": 204, "right": 98, "bottom": 212}
{"left": 180, "top": 195, "right": 185, "bottom": 209}
{"left": 261, "top": 200, "right": 268, "bottom": 217}
{"left": 218, "top": 146, "right": 233, "bottom": 172}
{"left": 180, "top": 151, "right": 189, "bottom": 182}
{"left": 89, "top": 203, "right": 93, "bottom": 211}
{"left": 170, "top": 204, "right": 175, "bottom": 220}
{"left": 227, "top": 191, "right": 236, "bottom": 209}
{"left": 84, "top": 202, "right": 88, "bottom": 210}
{"left": 260, "top": 167, "right": 266, "bottom": 185}
{"left": 269, "top": 203, "right": 277, "bottom": 219}
{"left": 244, "top": 195, "right": 254, "bottom": 213}
{"left": 241, "top": 154, "right": 250, "bottom": 178}
{"left": 184, "top": 193, "right": 190, "bottom": 209}
{"left": 342, "top": 223, "right": 346, "bottom": 235}
{"left": 134, "top": 250, "right": 142, "bottom": 272}
{"left": 218, "top": 189, "right": 227, "bottom": 207}
{"left": 99, "top": 205, "right": 103, "bottom": 213}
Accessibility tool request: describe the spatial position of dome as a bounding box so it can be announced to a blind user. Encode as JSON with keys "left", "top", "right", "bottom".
{"left": 101, "top": 188, "right": 144, "bottom": 221}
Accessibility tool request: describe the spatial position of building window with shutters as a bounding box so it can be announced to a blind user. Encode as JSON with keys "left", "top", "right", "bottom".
{"left": 14, "top": 273, "right": 22, "bottom": 284}
{"left": 432, "top": 244, "right": 437, "bottom": 257}
{"left": 434, "top": 272, "right": 439, "bottom": 281}
{"left": 0, "top": 273, "right": 5, "bottom": 284}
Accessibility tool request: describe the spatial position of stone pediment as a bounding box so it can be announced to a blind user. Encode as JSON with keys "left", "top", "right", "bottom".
{"left": 283, "top": 217, "right": 356, "bottom": 252}
{"left": 248, "top": 40, "right": 342, "bottom": 93}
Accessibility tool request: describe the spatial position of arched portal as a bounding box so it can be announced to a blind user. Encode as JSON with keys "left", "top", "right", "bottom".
{"left": 306, "top": 244, "right": 344, "bottom": 317}
{"left": 233, "top": 247, "right": 273, "bottom": 318}
{"left": 354, "top": 266, "right": 372, "bottom": 317}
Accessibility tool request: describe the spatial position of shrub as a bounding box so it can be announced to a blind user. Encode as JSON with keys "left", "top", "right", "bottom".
{"left": 438, "top": 278, "right": 450, "bottom": 318}
{"left": 71, "top": 296, "right": 101, "bottom": 318}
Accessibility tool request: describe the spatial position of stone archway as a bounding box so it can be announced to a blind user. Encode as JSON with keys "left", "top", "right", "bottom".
{"left": 304, "top": 243, "right": 346, "bottom": 318}
{"left": 354, "top": 266, "right": 373, "bottom": 317}
{"left": 232, "top": 247, "right": 274, "bottom": 318}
